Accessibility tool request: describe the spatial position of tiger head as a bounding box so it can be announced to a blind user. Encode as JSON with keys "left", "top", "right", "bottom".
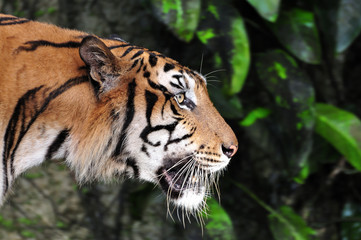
{"left": 77, "top": 36, "right": 238, "bottom": 212}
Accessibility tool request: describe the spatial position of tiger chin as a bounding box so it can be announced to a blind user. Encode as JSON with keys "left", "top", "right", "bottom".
{"left": 0, "top": 14, "right": 238, "bottom": 214}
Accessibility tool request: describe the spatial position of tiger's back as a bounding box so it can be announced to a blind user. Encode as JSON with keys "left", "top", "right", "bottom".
{"left": 0, "top": 14, "right": 238, "bottom": 212}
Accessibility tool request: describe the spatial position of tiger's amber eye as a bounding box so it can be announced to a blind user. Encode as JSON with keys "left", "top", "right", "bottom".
{"left": 176, "top": 93, "right": 185, "bottom": 104}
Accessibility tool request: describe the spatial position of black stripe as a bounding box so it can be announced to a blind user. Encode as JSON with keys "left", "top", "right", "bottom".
{"left": 143, "top": 71, "right": 150, "bottom": 78}
{"left": 45, "top": 129, "right": 69, "bottom": 160}
{"left": 131, "top": 50, "right": 144, "bottom": 60}
{"left": 110, "top": 108, "right": 120, "bottom": 122}
{"left": 0, "top": 17, "right": 30, "bottom": 26}
{"left": 140, "top": 122, "right": 178, "bottom": 147}
{"left": 140, "top": 90, "right": 180, "bottom": 147}
{"left": 0, "top": 17, "right": 18, "bottom": 21}
{"left": 172, "top": 74, "right": 185, "bottom": 88}
{"left": 141, "top": 144, "right": 150, "bottom": 157}
{"left": 120, "top": 46, "right": 145, "bottom": 58}
{"left": 136, "top": 58, "right": 144, "bottom": 73}
{"left": 149, "top": 53, "right": 158, "bottom": 67}
{"left": 160, "top": 95, "right": 171, "bottom": 118}
{"left": 147, "top": 78, "right": 169, "bottom": 94}
{"left": 112, "top": 79, "right": 137, "bottom": 158}
{"left": 145, "top": 91, "right": 158, "bottom": 125}
{"left": 2, "top": 76, "right": 87, "bottom": 194}
{"left": 16, "top": 40, "right": 81, "bottom": 53}
{"left": 164, "top": 63, "right": 175, "bottom": 72}
{"left": 120, "top": 47, "right": 134, "bottom": 57}
{"left": 126, "top": 157, "right": 139, "bottom": 178}
{"left": 128, "top": 59, "right": 139, "bottom": 71}
{"left": 0, "top": 20, "right": 30, "bottom": 26}
{"left": 109, "top": 44, "right": 131, "bottom": 50}
{"left": 170, "top": 82, "right": 183, "bottom": 90}
{"left": 165, "top": 131, "right": 195, "bottom": 149}
{"left": 170, "top": 103, "right": 181, "bottom": 116}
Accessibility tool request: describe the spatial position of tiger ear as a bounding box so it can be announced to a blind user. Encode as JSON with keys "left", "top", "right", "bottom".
{"left": 79, "top": 36, "right": 120, "bottom": 94}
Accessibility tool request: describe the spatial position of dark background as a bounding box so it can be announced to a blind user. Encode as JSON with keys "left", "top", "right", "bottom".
{"left": 1, "top": 0, "right": 361, "bottom": 239}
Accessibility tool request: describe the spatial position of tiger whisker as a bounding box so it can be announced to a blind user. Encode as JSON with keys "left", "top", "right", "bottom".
{"left": 166, "top": 157, "right": 194, "bottom": 198}
{"left": 156, "top": 155, "right": 193, "bottom": 179}
{"left": 199, "top": 53, "right": 204, "bottom": 74}
{"left": 204, "top": 69, "right": 226, "bottom": 78}
{"left": 165, "top": 157, "right": 195, "bottom": 216}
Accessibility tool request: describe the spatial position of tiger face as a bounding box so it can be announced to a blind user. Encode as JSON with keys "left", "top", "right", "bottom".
{"left": 78, "top": 36, "right": 238, "bottom": 211}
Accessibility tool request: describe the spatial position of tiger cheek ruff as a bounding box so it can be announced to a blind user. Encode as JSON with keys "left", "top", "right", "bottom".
{"left": 0, "top": 14, "right": 238, "bottom": 213}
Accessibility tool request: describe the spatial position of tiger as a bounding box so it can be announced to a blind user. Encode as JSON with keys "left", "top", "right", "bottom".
{"left": 0, "top": 14, "right": 238, "bottom": 213}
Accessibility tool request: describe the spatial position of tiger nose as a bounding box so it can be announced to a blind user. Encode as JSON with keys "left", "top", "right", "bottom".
{"left": 222, "top": 144, "right": 238, "bottom": 158}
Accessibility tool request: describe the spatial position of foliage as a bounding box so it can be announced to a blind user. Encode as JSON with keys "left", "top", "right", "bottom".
{"left": 150, "top": 0, "right": 361, "bottom": 239}
{"left": 204, "top": 198, "right": 235, "bottom": 240}
{"left": 234, "top": 182, "right": 316, "bottom": 240}
{"left": 268, "top": 205, "right": 316, "bottom": 240}
{"left": 247, "top": 0, "right": 280, "bottom": 22}
{"left": 315, "top": 103, "right": 361, "bottom": 171}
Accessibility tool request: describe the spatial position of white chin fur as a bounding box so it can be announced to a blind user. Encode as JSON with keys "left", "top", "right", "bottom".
{"left": 173, "top": 187, "right": 206, "bottom": 212}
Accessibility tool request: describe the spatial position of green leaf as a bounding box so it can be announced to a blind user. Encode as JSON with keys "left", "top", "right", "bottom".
{"left": 247, "top": 0, "right": 281, "bottom": 22}
{"left": 255, "top": 50, "right": 315, "bottom": 176}
{"left": 207, "top": 3, "right": 220, "bottom": 20}
{"left": 198, "top": 2, "right": 250, "bottom": 95}
{"left": 233, "top": 182, "right": 316, "bottom": 240}
{"left": 240, "top": 107, "right": 271, "bottom": 127}
{"left": 269, "top": 8, "right": 322, "bottom": 64}
{"left": 334, "top": 0, "right": 361, "bottom": 52}
{"left": 151, "top": 0, "right": 201, "bottom": 42}
{"left": 315, "top": 103, "right": 361, "bottom": 171}
{"left": 227, "top": 16, "right": 250, "bottom": 95}
{"left": 205, "top": 198, "right": 235, "bottom": 240}
{"left": 314, "top": 0, "right": 361, "bottom": 54}
{"left": 269, "top": 206, "right": 317, "bottom": 240}
{"left": 293, "top": 161, "right": 311, "bottom": 184}
{"left": 197, "top": 28, "right": 216, "bottom": 44}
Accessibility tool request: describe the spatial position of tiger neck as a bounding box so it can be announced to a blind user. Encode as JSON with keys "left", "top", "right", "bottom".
{"left": 65, "top": 99, "right": 131, "bottom": 183}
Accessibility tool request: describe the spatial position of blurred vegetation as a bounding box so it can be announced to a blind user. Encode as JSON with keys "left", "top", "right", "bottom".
{"left": 2, "top": 0, "right": 361, "bottom": 239}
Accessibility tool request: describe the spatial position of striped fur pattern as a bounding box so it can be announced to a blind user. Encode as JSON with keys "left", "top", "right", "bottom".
{"left": 0, "top": 14, "right": 238, "bottom": 212}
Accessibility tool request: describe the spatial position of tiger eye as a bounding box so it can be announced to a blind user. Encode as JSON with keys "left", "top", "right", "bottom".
{"left": 176, "top": 93, "right": 185, "bottom": 104}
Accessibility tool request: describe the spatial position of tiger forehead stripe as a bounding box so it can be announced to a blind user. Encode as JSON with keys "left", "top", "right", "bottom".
{"left": 149, "top": 53, "right": 158, "bottom": 67}
{"left": 164, "top": 63, "right": 175, "bottom": 72}
{"left": 131, "top": 50, "right": 144, "bottom": 60}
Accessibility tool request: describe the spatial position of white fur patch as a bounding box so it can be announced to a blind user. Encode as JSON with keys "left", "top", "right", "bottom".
{"left": 173, "top": 187, "right": 206, "bottom": 212}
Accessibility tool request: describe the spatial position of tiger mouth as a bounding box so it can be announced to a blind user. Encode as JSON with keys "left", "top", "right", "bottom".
{"left": 157, "top": 159, "right": 204, "bottom": 199}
